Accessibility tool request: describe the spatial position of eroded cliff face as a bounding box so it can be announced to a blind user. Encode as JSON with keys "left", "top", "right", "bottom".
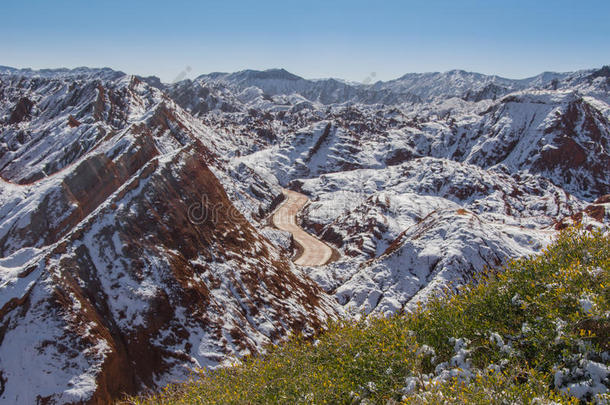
{"left": 0, "top": 69, "right": 336, "bottom": 403}
{"left": 0, "top": 130, "right": 160, "bottom": 257}
{"left": 1, "top": 146, "right": 333, "bottom": 403}
{"left": 465, "top": 92, "right": 610, "bottom": 199}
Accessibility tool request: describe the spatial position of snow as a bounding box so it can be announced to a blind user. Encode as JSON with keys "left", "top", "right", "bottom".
{"left": 0, "top": 278, "right": 109, "bottom": 403}
{"left": 402, "top": 337, "right": 475, "bottom": 397}
{"left": 554, "top": 359, "right": 610, "bottom": 401}
{"left": 276, "top": 159, "right": 563, "bottom": 314}
{"left": 579, "top": 294, "right": 596, "bottom": 314}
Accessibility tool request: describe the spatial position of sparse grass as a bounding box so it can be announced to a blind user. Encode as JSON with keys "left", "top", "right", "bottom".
{"left": 123, "top": 227, "right": 609, "bottom": 404}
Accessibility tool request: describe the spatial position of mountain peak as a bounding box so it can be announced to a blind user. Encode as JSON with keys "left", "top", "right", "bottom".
{"left": 229, "top": 68, "right": 304, "bottom": 82}
{"left": 198, "top": 68, "right": 303, "bottom": 83}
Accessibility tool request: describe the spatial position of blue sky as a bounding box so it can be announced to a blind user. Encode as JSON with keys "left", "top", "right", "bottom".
{"left": 2, "top": 0, "right": 609, "bottom": 82}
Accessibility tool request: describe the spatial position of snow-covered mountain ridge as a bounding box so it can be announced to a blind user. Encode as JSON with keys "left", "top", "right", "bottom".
{"left": 0, "top": 67, "right": 336, "bottom": 403}
{"left": 0, "top": 65, "right": 609, "bottom": 403}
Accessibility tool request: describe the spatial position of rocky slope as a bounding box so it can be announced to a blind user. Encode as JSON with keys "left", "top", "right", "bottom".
{"left": 0, "top": 68, "right": 336, "bottom": 403}
{"left": 0, "top": 65, "right": 609, "bottom": 403}
{"left": 228, "top": 67, "right": 610, "bottom": 315}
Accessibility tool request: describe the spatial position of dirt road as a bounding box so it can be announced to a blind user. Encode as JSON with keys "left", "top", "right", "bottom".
{"left": 272, "top": 189, "right": 334, "bottom": 266}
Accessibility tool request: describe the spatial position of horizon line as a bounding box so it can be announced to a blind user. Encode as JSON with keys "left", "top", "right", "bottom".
{"left": 1, "top": 64, "right": 605, "bottom": 85}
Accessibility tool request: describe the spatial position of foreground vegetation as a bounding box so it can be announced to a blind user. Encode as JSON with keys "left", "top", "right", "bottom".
{"left": 126, "top": 228, "right": 609, "bottom": 404}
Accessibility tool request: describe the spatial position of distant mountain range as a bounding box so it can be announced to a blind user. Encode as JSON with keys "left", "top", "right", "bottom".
{"left": 4, "top": 65, "right": 607, "bottom": 105}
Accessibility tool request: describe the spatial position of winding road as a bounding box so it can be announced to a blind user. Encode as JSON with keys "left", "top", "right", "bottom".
{"left": 272, "top": 189, "right": 334, "bottom": 266}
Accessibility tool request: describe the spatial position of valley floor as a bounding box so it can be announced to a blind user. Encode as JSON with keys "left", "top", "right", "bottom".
{"left": 272, "top": 189, "right": 336, "bottom": 266}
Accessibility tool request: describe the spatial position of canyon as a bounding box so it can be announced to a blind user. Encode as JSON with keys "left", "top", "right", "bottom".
{"left": 0, "top": 65, "right": 609, "bottom": 403}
